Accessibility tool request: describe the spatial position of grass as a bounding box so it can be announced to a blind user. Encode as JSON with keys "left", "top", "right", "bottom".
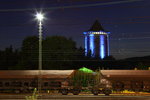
{"left": 25, "top": 88, "right": 38, "bottom": 100}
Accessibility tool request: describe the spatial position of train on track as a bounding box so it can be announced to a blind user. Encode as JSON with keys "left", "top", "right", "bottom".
{"left": 0, "top": 69, "right": 150, "bottom": 95}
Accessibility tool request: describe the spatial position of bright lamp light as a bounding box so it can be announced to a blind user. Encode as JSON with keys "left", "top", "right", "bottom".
{"left": 36, "top": 13, "right": 44, "bottom": 21}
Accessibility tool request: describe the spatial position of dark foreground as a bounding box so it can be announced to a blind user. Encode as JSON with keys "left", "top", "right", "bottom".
{"left": 0, "top": 95, "right": 150, "bottom": 100}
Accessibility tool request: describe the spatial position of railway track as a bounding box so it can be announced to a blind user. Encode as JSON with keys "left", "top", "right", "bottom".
{"left": 0, "top": 94, "right": 150, "bottom": 100}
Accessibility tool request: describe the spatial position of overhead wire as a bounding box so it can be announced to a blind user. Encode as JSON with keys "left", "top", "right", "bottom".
{"left": 0, "top": 0, "right": 144, "bottom": 12}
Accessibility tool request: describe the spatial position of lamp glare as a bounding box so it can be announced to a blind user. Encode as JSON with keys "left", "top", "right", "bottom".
{"left": 36, "top": 13, "right": 44, "bottom": 21}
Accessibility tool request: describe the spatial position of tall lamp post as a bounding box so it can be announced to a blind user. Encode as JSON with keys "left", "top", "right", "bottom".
{"left": 36, "top": 12, "right": 44, "bottom": 94}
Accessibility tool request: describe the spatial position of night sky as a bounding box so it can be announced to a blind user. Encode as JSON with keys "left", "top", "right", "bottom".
{"left": 0, "top": 0, "right": 150, "bottom": 59}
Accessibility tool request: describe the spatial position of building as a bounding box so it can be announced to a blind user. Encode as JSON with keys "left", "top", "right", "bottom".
{"left": 83, "top": 20, "right": 110, "bottom": 59}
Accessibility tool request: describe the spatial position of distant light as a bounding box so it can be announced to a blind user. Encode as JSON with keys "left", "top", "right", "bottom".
{"left": 36, "top": 13, "right": 44, "bottom": 21}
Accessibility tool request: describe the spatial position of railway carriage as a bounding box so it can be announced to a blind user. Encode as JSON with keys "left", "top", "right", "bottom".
{"left": 0, "top": 70, "right": 74, "bottom": 93}
{"left": 101, "top": 70, "right": 150, "bottom": 92}
{"left": 0, "top": 70, "right": 149, "bottom": 94}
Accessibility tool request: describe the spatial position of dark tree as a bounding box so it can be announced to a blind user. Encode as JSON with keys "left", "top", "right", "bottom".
{"left": 17, "top": 36, "right": 81, "bottom": 70}
{"left": 19, "top": 36, "right": 39, "bottom": 69}
{"left": 0, "top": 45, "right": 19, "bottom": 70}
{"left": 42, "top": 36, "right": 78, "bottom": 69}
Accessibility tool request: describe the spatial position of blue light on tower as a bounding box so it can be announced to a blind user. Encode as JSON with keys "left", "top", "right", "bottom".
{"left": 85, "top": 35, "right": 88, "bottom": 56}
{"left": 83, "top": 20, "right": 110, "bottom": 59}
{"left": 100, "top": 35, "right": 105, "bottom": 59}
{"left": 89, "top": 34, "right": 95, "bottom": 57}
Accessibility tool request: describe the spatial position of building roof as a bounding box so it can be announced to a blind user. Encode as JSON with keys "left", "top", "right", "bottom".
{"left": 0, "top": 70, "right": 150, "bottom": 81}
{"left": 101, "top": 70, "right": 150, "bottom": 81}
{"left": 0, "top": 70, "right": 75, "bottom": 79}
{"left": 88, "top": 20, "right": 105, "bottom": 31}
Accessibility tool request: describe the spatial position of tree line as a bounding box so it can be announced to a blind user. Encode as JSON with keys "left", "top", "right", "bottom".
{"left": 0, "top": 36, "right": 149, "bottom": 70}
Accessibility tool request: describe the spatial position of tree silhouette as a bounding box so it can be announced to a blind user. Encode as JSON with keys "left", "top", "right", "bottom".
{"left": 42, "top": 36, "right": 77, "bottom": 69}
{"left": 19, "top": 36, "right": 39, "bottom": 69}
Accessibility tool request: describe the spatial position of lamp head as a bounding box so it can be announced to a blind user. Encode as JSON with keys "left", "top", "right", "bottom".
{"left": 36, "top": 12, "right": 44, "bottom": 21}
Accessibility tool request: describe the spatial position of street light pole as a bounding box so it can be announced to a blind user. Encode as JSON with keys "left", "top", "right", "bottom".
{"left": 38, "top": 20, "right": 42, "bottom": 94}
{"left": 36, "top": 13, "right": 44, "bottom": 94}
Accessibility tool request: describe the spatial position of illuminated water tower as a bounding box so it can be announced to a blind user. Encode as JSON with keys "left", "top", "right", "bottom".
{"left": 83, "top": 20, "right": 110, "bottom": 59}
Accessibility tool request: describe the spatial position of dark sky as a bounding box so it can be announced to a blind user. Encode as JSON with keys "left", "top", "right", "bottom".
{"left": 0, "top": 0, "right": 150, "bottom": 59}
